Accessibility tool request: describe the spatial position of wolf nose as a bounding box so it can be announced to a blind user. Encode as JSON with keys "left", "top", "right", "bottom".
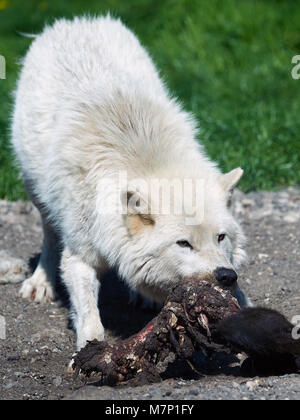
{"left": 214, "top": 267, "right": 238, "bottom": 287}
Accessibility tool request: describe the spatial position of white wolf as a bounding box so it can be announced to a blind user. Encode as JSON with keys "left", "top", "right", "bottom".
{"left": 12, "top": 16, "right": 249, "bottom": 351}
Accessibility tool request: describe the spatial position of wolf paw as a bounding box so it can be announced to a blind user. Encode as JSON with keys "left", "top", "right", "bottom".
{"left": 66, "top": 325, "right": 105, "bottom": 375}
{"left": 19, "top": 269, "right": 54, "bottom": 303}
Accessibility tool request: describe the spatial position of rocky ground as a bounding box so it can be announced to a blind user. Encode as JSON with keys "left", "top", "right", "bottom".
{"left": 0, "top": 188, "right": 299, "bottom": 400}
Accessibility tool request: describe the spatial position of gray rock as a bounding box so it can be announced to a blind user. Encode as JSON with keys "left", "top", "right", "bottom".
{"left": 0, "top": 250, "right": 28, "bottom": 284}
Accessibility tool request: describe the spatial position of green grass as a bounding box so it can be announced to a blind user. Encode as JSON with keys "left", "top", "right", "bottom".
{"left": 0, "top": 0, "right": 300, "bottom": 198}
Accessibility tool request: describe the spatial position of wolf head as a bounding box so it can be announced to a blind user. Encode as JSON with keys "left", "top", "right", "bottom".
{"left": 120, "top": 167, "right": 247, "bottom": 304}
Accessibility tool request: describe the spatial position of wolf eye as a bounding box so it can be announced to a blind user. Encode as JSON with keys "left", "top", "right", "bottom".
{"left": 218, "top": 233, "right": 226, "bottom": 243}
{"left": 176, "top": 240, "right": 193, "bottom": 250}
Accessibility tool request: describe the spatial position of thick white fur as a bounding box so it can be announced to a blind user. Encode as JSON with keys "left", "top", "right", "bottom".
{"left": 12, "top": 16, "right": 248, "bottom": 350}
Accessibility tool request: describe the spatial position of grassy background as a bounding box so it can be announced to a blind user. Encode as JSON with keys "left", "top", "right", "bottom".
{"left": 0, "top": 0, "right": 300, "bottom": 199}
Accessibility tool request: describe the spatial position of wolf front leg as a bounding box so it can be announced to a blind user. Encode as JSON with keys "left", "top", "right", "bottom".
{"left": 61, "top": 248, "right": 105, "bottom": 350}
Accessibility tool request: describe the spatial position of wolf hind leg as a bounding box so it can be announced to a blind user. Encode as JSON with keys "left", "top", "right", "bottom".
{"left": 19, "top": 218, "right": 60, "bottom": 303}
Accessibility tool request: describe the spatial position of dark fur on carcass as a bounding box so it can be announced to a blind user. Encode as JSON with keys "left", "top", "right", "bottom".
{"left": 73, "top": 278, "right": 300, "bottom": 385}
{"left": 215, "top": 307, "right": 300, "bottom": 376}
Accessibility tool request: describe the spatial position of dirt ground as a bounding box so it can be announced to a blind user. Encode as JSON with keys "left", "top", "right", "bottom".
{"left": 0, "top": 188, "right": 299, "bottom": 400}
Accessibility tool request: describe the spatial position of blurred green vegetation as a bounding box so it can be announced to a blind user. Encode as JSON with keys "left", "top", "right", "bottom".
{"left": 0, "top": 0, "right": 300, "bottom": 199}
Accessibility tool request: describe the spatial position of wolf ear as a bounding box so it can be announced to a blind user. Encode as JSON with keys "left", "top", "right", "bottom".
{"left": 125, "top": 191, "right": 149, "bottom": 215}
{"left": 122, "top": 191, "right": 154, "bottom": 234}
{"left": 122, "top": 190, "right": 154, "bottom": 224}
{"left": 219, "top": 168, "right": 243, "bottom": 207}
{"left": 219, "top": 167, "right": 243, "bottom": 192}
